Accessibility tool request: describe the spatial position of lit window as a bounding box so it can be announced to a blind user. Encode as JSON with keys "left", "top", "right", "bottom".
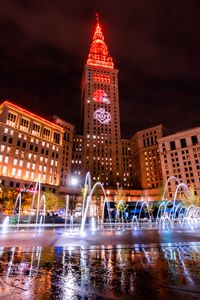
{"left": 1, "top": 145, "right": 5, "bottom": 152}
{"left": 19, "top": 160, "right": 23, "bottom": 167}
{"left": 28, "top": 153, "right": 32, "bottom": 159}
{"left": 26, "top": 171, "right": 29, "bottom": 178}
{"left": 32, "top": 163, "right": 35, "bottom": 170}
{"left": 5, "top": 156, "right": 9, "bottom": 163}
{"left": 32, "top": 123, "right": 40, "bottom": 136}
{"left": 17, "top": 169, "right": 22, "bottom": 177}
{"left": 27, "top": 162, "right": 30, "bottom": 169}
{"left": 11, "top": 168, "right": 16, "bottom": 176}
{"left": 43, "top": 128, "right": 51, "bottom": 140}
{"left": 6, "top": 112, "right": 16, "bottom": 127}
{"left": 0, "top": 155, "right": 2, "bottom": 162}
{"left": 2, "top": 166, "right": 7, "bottom": 175}
{"left": 13, "top": 159, "right": 18, "bottom": 165}
{"left": 20, "top": 118, "right": 29, "bottom": 132}
{"left": 4, "top": 128, "right": 8, "bottom": 134}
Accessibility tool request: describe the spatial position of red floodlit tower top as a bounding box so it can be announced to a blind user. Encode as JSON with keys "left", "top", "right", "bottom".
{"left": 86, "top": 13, "right": 114, "bottom": 69}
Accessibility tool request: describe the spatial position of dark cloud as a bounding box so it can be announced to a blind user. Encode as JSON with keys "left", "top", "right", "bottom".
{"left": 0, "top": 0, "right": 199, "bottom": 138}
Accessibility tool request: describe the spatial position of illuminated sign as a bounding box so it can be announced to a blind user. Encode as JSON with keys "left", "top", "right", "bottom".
{"left": 93, "top": 108, "right": 111, "bottom": 124}
{"left": 93, "top": 89, "right": 110, "bottom": 104}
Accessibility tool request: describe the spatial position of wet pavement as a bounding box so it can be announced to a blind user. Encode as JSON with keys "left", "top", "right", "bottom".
{"left": 0, "top": 243, "right": 200, "bottom": 299}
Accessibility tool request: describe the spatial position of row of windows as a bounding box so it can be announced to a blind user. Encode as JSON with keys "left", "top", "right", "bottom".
{"left": 6, "top": 112, "right": 61, "bottom": 143}
{"left": 167, "top": 135, "right": 198, "bottom": 151}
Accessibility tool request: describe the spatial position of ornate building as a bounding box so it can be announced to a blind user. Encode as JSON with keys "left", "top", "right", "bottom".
{"left": 78, "top": 16, "right": 123, "bottom": 187}
{"left": 0, "top": 101, "right": 63, "bottom": 192}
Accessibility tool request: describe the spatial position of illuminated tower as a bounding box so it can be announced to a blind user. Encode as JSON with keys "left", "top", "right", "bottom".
{"left": 81, "top": 15, "right": 122, "bottom": 187}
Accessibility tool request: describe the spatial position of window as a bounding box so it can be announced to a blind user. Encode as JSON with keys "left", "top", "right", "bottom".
{"left": 43, "top": 128, "right": 51, "bottom": 140}
{"left": 170, "top": 141, "right": 176, "bottom": 151}
{"left": 17, "top": 140, "right": 21, "bottom": 147}
{"left": 20, "top": 118, "right": 29, "bottom": 131}
{"left": 11, "top": 168, "right": 16, "bottom": 176}
{"left": 180, "top": 138, "right": 187, "bottom": 148}
{"left": 54, "top": 132, "right": 60, "bottom": 144}
{"left": 2, "top": 136, "right": 7, "bottom": 142}
{"left": 8, "top": 138, "right": 13, "bottom": 144}
{"left": 17, "top": 169, "right": 22, "bottom": 177}
{"left": 32, "top": 123, "right": 40, "bottom": 136}
{"left": 7, "top": 112, "right": 16, "bottom": 126}
{"left": 13, "top": 159, "right": 18, "bottom": 165}
{"left": 191, "top": 135, "right": 198, "bottom": 146}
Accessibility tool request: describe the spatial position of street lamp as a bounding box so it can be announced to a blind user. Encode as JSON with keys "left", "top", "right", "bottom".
{"left": 71, "top": 177, "right": 78, "bottom": 187}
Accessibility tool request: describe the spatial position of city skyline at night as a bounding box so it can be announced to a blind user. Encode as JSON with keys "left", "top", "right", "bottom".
{"left": 0, "top": 1, "right": 199, "bottom": 138}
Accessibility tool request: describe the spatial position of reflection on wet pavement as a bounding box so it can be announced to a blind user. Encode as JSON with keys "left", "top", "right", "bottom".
{"left": 0, "top": 244, "right": 200, "bottom": 299}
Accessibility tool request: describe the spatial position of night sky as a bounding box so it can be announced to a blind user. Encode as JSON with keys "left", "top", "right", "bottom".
{"left": 0, "top": 1, "right": 199, "bottom": 138}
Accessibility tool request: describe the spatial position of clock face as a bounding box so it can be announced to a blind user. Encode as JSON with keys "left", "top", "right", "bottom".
{"left": 93, "top": 108, "right": 111, "bottom": 124}
{"left": 93, "top": 89, "right": 110, "bottom": 104}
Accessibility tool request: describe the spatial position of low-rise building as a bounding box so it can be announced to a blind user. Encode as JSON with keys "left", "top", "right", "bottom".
{"left": 158, "top": 127, "right": 200, "bottom": 197}
{"left": 131, "top": 125, "right": 164, "bottom": 189}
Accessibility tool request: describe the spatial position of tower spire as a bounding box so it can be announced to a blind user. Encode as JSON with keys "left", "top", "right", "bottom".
{"left": 96, "top": 12, "right": 99, "bottom": 22}
{"left": 86, "top": 15, "right": 114, "bottom": 69}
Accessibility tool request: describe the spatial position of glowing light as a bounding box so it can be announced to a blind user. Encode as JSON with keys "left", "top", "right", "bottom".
{"left": 93, "top": 73, "right": 111, "bottom": 83}
{"left": 93, "top": 108, "right": 111, "bottom": 124}
{"left": 87, "top": 16, "right": 114, "bottom": 69}
{"left": 71, "top": 177, "right": 78, "bottom": 186}
{"left": 93, "top": 89, "right": 110, "bottom": 104}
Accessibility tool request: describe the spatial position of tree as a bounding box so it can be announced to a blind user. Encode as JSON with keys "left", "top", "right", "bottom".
{"left": 114, "top": 188, "right": 128, "bottom": 219}
{"left": 0, "top": 188, "right": 18, "bottom": 214}
{"left": 43, "top": 192, "right": 65, "bottom": 211}
{"left": 179, "top": 185, "right": 200, "bottom": 207}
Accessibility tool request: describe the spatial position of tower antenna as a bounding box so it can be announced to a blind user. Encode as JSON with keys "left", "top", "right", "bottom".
{"left": 95, "top": 12, "right": 100, "bottom": 22}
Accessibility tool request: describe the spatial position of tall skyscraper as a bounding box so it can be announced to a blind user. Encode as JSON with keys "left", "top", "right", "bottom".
{"left": 80, "top": 15, "right": 122, "bottom": 187}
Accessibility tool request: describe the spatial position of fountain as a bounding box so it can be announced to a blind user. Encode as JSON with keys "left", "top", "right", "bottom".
{"left": 0, "top": 173, "right": 199, "bottom": 250}
{"left": 13, "top": 192, "right": 22, "bottom": 230}
{"left": 1, "top": 216, "right": 9, "bottom": 234}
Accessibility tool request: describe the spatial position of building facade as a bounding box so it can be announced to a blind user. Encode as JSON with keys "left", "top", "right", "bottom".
{"left": 80, "top": 16, "right": 123, "bottom": 187}
{"left": 0, "top": 101, "right": 63, "bottom": 192}
{"left": 131, "top": 125, "right": 164, "bottom": 189}
{"left": 158, "top": 127, "right": 200, "bottom": 197}
{"left": 53, "top": 116, "right": 74, "bottom": 187}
